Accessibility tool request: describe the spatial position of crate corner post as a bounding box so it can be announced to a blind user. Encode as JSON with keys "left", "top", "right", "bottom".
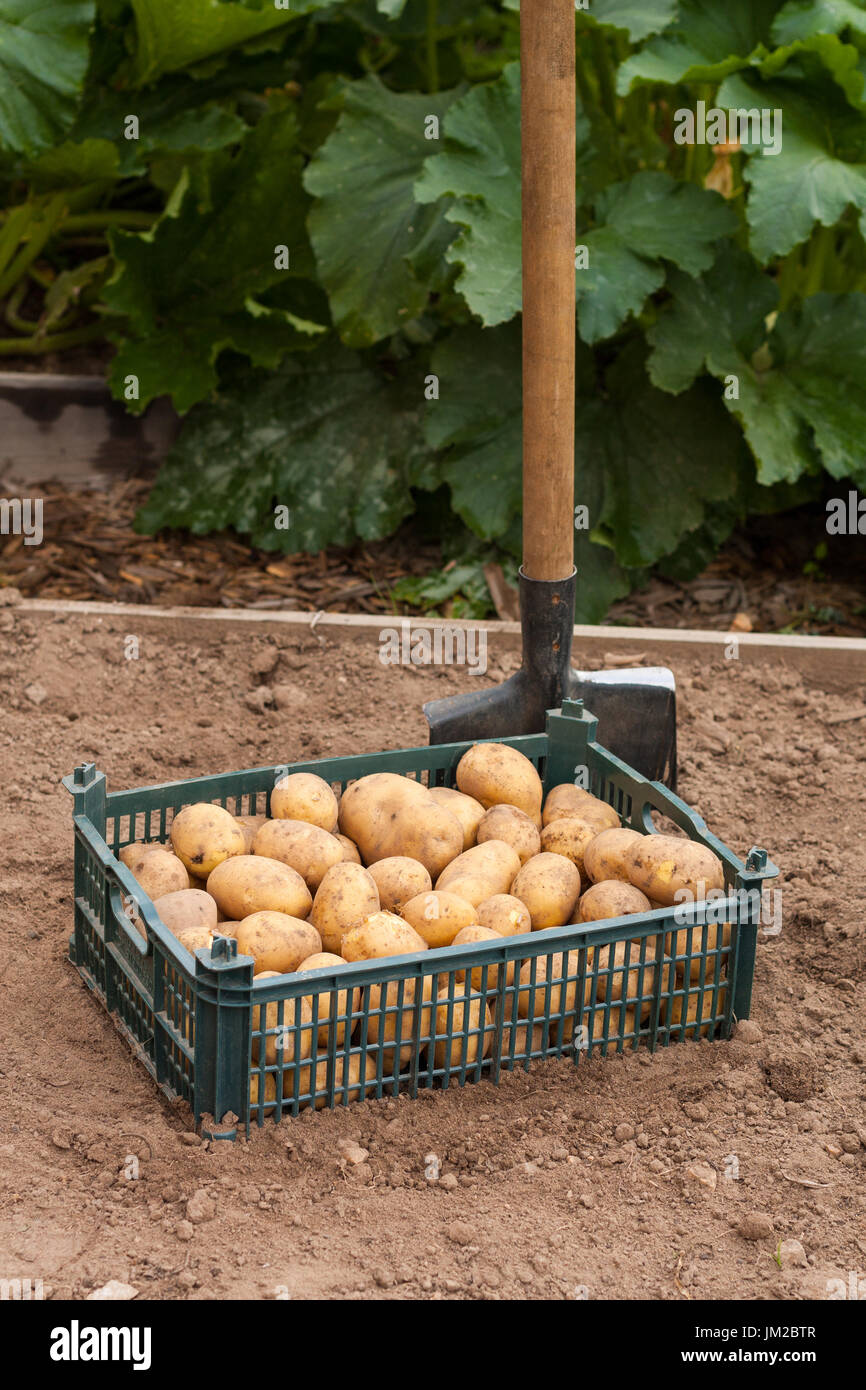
{"left": 193, "top": 936, "right": 255, "bottom": 1139}
{"left": 62, "top": 763, "right": 108, "bottom": 966}
{"left": 543, "top": 698, "right": 597, "bottom": 788}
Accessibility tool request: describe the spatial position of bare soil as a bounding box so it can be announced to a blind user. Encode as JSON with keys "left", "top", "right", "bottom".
{"left": 0, "top": 599, "right": 864, "bottom": 1302}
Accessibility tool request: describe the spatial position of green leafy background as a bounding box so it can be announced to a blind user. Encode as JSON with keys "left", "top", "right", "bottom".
{"left": 1, "top": 0, "right": 865, "bottom": 618}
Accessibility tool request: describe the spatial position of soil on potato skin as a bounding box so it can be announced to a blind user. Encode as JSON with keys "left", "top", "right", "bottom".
{"left": 0, "top": 604, "right": 864, "bottom": 1303}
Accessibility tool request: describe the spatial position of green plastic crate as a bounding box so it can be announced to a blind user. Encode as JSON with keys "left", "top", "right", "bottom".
{"left": 63, "top": 700, "right": 777, "bottom": 1138}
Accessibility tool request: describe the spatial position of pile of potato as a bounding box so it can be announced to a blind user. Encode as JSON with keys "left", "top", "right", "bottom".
{"left": 118, "top": 744, "right": 729, "bottom": 1113}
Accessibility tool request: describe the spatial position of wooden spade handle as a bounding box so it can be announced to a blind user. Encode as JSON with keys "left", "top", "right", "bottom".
{"left": 521, "top": 0, "right": 576, "bottom": 582}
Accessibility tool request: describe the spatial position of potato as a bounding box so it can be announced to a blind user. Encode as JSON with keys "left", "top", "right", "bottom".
{"left": 251, "top": 970, "right": 313, "bottom": 1065}
{"left": 234, "top": 815, "right": 266, "bottom": 853}
{"left": 153, "top": 888, "right": 218, "bottom": 937}
{"left": 271, "top": 772, "right": 339, "bottom": 832}
{"left": 214, "top": 921, "right": 240, "bottom": 939}
{"left": 436, "top": 840, "right": 521, "bottom": 900}
{"left": 666, "top": 922, "right": 732, "bottom": 983}
{"left": 477, "top": 893, "right": 532, "bottom": 938}
{"left": 333, "top": 833, "right": 362, "bottom": 865}
{"left": 310, "top": 863, "right": 380, "bottom": 955}
{"left": 207, "top": 855, "right": 312, "bottom": 922}
{"left": 427, "top": 786, "right": 485, "bottom": 851}
{"left": 401, "top": 890, "right": 478, "bottom": 949}
{"left": 364, "top": 976, "right": 436, "bottom": 1066}
{"left": 170, "top": 803, "right": 246, "bottom": 878}
{"left": 477, "top": 804, "right": 541, "bottom": 867}
{"left": 539, "top": 817, "right": 603, "bottom": 883}
{"left": 340, "top": 911, "right": 428, "bottom": 963}
{"left": 430, "top": 991, "right": 491, "bottom": 1070}
{"left": 288, "top": 1052, "right": 372, "bottom": 1108}
{"left": 119, "top": 841, "right": 172, "bottom": 872}
{"left": 456, "top": 743, "right": 543, "bottom": 822}
{"left": 662, "top": 981, "right": 728, "bottom": 1037}
{"left": 624, "top": 834, "right": 724, "bottom": 906}
{"left": 339, "top": 773, "right": 463, "bottom": 879}
{"left": 130, "top": 848, "right": 189, "bottom": 902}
{"left": 297, "top": 952, "right": 360, "bottom": 1047}
{"left": 542, "top": 784, "right": 619, "bottom": 830}
{"left": 253, "top": 819, "right": 343, "bottom": 893}
{"left": 452, "top": 924, "right": 515, "bottom": 991}
{"left": 510, "top": 852, "right": 581, "bottom": 930}
{"left": 249, "top": 1068, "right": 279, "bottom": 1118}
{"left": 517, "top": 950, "right": 591, "bottom": 1019}
{"left": 587, "top": 1002, "right": 637, "bottom": 1042}
{"left": 236, "top": 911, "right": 322, "bottom": 975}
{"left": 592, "top": 939, "right": 658, "bottom": 1016}
{"left": 583, "top": 827, "right": 643, "bottom": 884}
{"left": 501, "top": 1017, "right": 547, "bottom": 1056}
{"left": 173, "top": 925, "right": 215, "bottom": 955}
{"left": 578, "top": 880, "right": 652, "bottom": 922}
{"left": 368, "top": 857, "right": 432, "bottom": 914}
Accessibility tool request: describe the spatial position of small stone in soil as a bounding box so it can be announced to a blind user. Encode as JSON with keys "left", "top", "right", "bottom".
{"left": 737, "top": 1212, "right": 774, "bottom": 1241}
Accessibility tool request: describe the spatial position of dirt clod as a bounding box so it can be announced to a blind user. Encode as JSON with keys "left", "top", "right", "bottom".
{"left": 765, "top": 1052, "right": 819, "bottom": 1102}
{"left": 737, "top": 1213, "right": 774, "bottom": 1241}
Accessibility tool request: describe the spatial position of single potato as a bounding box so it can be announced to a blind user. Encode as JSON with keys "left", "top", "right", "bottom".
{"left": 206, "top": 855, "right": 312, "bottom": 922}
{"left": 501, "top": 1017, "right": 547, "bottom": 1056}
{"left": 662, "top": 981, "right": 728, "bottom": 1037}
{"left": 401, "top": 890, "right": 478, "bottom": 949}
{"left": 592, "top": 939, "right": 658, "bottom": 1017}
{"left": 339, "top": 773, "right": 463, "bottom": 879}
{"left": 297, "top": 952, "right": 360, "bottom": 1048}
{"left": 452, "top": 924, "right": 515, "bottom": 991}
{"left": 253, "top": 819, "right": 343, "bottom": 893}
{"left": 236, "top": 911, "right": 322, "bottom": 976}
{"left": 173, "top": 925, "right": 215, "bottom": 955}
{"left": 583, "top": 827, "right": 643, "bottom": 884}
{"left": 153, "top": 888, "right": 218, "bottom": 937}
{"left": 477, "top": 804, "right": 541, "bottom": 866}
{"left": 251, "top": 970, "right": 313, "bottom": 1065}
{"left": 510, "top": 852, "right": 581, "bottom": 930}
{"left": 120, "top": 841, "right": 172, "bottom": 873}
{"left": 130, "top": 848, "right": 189, "bottom": 902}
{"left": 430, "top": 991, "right": 492, "bottom": 1070}
{"left": 539, "top": 817, "right": 604, "bottom": 883}
{"left": 666, "top": 921, "right": 732, "bottom": 983}
{"left": 340, "top": 911, "right": 429, "bottom": 963}
{"left": 271, "top": 772, "right": 339, "bottom": 832}
{"left": 427, "top": 786, "right": 485, "bottom": 851}
{"left": 456, "top": 743, "right": 543, "bottom": 823}
{"left": 578, "top": 880, "right": 652, "bottom": 922}
{"left": 368, "top": 857, "right": 432, "bottom": 914}
{"left": 587, "top": 1002, "right": 638, "bottom": 1042}
{"left": 624, "top": 834, "right": 724, "bottom": 907}
{"left": 436, "top": 840, "right": 521, "bottom": 900}
{"left": 233, "top": 815, "right": 267, "bottom": 853}
{"left": 170, "top": 803, "right": 246, "bottom": 878}
{"left": 310, "top": 862, "right": 380, "bottom": 955}
{"left": 542, "top": 784, "right": 619, "bottom": 830}
{"left": 333, "top": 833, "right": 362, "bottom": 865}
{"left": 476, "top": 894, "right": 532, "bottom": 938}
{"left": 249, "top": 1068, "right": 279, "bottom": 1118}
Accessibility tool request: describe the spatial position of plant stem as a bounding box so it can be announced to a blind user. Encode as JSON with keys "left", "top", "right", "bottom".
{"left": 802, "top": 223, "right": 835, "bottom": 297}
{"left": 0, "top": 322, "right": 105, "bottom": 356}
{"left": 776, "top": 245, "right": 802, "bottom": 310}
{"left": 426, "top": 0, "right": 439, "bottom": 95}
{"left": 0, "top": 195, "right": 68, "bottom": 299}
{"left": 61, "top": 210, "right": 158, "bottom": 232}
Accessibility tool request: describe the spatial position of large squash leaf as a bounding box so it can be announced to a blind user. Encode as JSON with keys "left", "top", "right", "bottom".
{"left": 0, "top": 1, "right": 95, "bottom": 155}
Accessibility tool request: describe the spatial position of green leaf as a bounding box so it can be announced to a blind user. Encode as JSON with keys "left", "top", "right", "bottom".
{"left": 415, "top": 64, "right": 521, "bottom": 326}
{"left": 718, "top": 70, "right": 866, "bottom": 259}
{"left": 424, "top": 322, "right": 631, "bottom": 620}
{"left": 588, "top": 0, "right": 680, "bottom": 43}
{"left": 617, "top": 0, "right": 779, "bottom": 93}
{"left": 135, "top": 346, "right": 437, "bottom": 552}
{"left": 23, "top": 138, "right": 119, "bottom": 188}
{"left": 0, "top": 1, "right": 96, "bottom": 156}
{"left": 128, "top": 0, "right": 312, "bottom": 85}
{"left": 305, "top": 77, "right": 458, "bottom": 348}
{"left": 647, "top": 251, "right": 866, "bottom": 486}
{"left": 105, "top": 110, "right": 324, "bottom": 413}
{"left": 772, "top": 0, "right": 866, "bottom": 47}
{"left": 576, "top": 172, "right": 737, "bottom": 342}
{"left": 577, "top": 340, "right": 745, "bottom": 569}
{"left": 377, "top": 0, "right": 407, "bottom": 15}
